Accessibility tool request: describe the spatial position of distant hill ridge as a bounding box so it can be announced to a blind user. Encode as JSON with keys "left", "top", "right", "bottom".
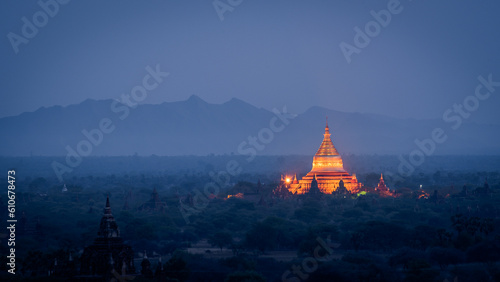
{"left": 2, "top": 95, "right": 499, "bottom": 156}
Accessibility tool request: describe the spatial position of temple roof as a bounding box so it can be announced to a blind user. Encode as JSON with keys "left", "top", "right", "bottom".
{"left": 98, "top": 196, "right": 120, "bottom": 238}
{"left": 315, "top": 120, "right": 339, "bottom": 156}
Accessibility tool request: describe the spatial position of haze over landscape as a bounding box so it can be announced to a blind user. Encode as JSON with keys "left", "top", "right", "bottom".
{"left": 1, "top": 95, "right": 500, "bottom": 157}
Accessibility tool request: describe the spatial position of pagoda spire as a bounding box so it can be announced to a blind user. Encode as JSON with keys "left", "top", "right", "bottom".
{"left": 287, "top": 119, "right": 362, "bottom": 195}
{"left": 378, "top": 174, "right": 386, "bottom": 186}
{"left": 376, "top": 173, "right": 389, "bottom": 192}
{"left": 104, "top": 195, "right": 112, "bottom": 215}
{"left": 80, "top": 196, "right": 136, "bottom": 276}
{"left": 315, "top": 118, "right": 339, "bottom": 156}
{"left": 98, "top": 196, "right": 120, "bottom": 238}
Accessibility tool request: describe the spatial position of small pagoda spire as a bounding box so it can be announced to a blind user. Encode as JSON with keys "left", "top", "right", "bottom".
{"left": 141, "top": 250, "right": 153, "bottom": 278}
{"left": 104, "top": 195, "right": 112, "bottom": 215}
{"left": 379, "top": 174, "right": 386, "bottom": 186}
{"left": 98, "top": 196, "right": 120, "bottom": 238}
{"left": 376, "top": 173, "right": 389, "bottom": 192}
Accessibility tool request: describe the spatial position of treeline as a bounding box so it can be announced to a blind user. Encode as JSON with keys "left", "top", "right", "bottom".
{"left": 1, "top": 171, "right": 499, "bottom": 281}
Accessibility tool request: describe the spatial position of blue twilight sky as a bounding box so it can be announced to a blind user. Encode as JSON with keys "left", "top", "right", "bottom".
{"left": 1, "top": 0, "right": 500, "bottom": 124}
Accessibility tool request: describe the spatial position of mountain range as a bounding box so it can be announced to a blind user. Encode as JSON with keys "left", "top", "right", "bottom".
{"left": 2, "top": 95, "right": 499, "bottom": 156}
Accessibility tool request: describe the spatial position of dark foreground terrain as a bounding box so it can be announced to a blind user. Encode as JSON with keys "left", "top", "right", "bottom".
{"left": 1, "top": 155, "right": 499, "bottom": 281}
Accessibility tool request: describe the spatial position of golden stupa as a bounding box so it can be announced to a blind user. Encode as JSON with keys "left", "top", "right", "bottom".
{"left": 288, "top": 119, "right": 361, "bottom": 194}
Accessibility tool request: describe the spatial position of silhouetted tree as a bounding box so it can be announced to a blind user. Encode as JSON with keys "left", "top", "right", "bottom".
{"left": 209, "top": 231, "right": 233, "bottom": 253}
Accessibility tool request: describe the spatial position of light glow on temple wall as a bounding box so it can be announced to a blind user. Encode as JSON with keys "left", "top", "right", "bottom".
{"left": 277, "top": 121, "right": 397, "bottom": 197}
{"left": 284, "top": 120, "right": 362, "bottom": 195}
{"left": 227, "top": 193, "right": 244, "bottom": 199}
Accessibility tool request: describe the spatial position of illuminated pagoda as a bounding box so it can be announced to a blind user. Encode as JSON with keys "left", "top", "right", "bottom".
{"left": 286, "top": 119, "right": 361, "bottom": 194}
{"left": 375, "top": 174, "right": 389, "bottom": 192}
{"left": 374, "top": 173, "right": 395, "bottom": 197}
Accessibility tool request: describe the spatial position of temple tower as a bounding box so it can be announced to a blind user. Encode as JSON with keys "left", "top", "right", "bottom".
{"left": 80, "top": 196, "right": 136, "bottom": 277}
{"left": 288, "top": 119, "right": 361, "bottom": 194}
{"left": 375, "top": 174, "right": 389, "bottom": 192}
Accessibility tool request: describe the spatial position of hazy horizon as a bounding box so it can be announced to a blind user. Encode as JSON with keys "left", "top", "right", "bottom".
{"left": 0, "top": 93, "right": 486, "bottom": 122}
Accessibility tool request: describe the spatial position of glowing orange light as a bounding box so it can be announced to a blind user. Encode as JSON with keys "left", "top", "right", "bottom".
{"left": 286, "top": 178, "right": 291, "bottom": 183}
